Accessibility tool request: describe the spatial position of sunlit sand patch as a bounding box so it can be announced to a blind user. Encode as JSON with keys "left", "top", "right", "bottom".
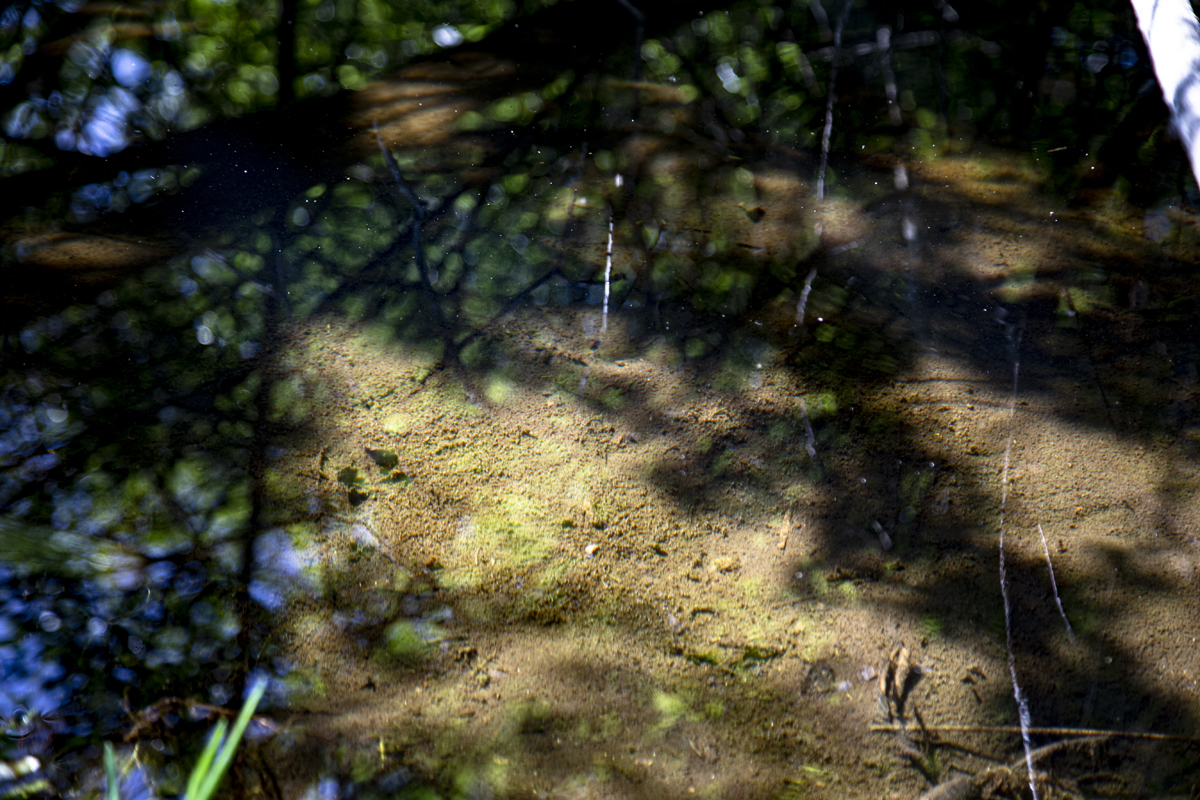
{"left": 13, "top": 231, "right": 173, "bottom": 272}
{"left": 358, "top": 100, "right": 487, "bottom": 149}
{"left": 347, "top": 56, "right": 520, "bottom": 151}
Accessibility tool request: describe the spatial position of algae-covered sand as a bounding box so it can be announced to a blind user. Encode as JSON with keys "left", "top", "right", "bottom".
{"left": 254, "top": 151, "right": 1200, "bottom": 798}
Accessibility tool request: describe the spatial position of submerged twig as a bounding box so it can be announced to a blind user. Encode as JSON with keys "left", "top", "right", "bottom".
{"left": 371, "top": 124, "right": 425, "bottom": 225}
{"left": 452, "top": 265, "right": 563, "bottom": 353}
{"left": 912, "top": 735, "right": 1111, "bottom": 800}
{"left": 795, "top": 267, "right": 818, "bottom": 326}
{"left": 871, "top": 722, "right": 1200, "bottom": 743}
{"left": 1037, "top": 522, "right": 1076, "bottom": 643}
{"left": 371, "top": 121, "right": 442, "bottom": 325}
{"left": 816, "top": 0, "right": 852, "bottom": 200}
{"left": 602, "top": 215, "right": 614, "bottom": 335}
{"left": 877, "top": 26, "right": 902, "bottom": 126}
{"left": 995, "top": 307, "right": 1037, "bottom": 800}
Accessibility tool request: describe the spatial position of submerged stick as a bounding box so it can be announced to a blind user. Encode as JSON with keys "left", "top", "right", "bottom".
{"left": 1037, "top": 523, "right": 1076, "bottom": 643}
{"left": 371, "top": 121, "right": 441, "bottom": 317}
{"left": 816, "top": 0, "right": 852, "bottom": 200}
{"left": 871, "top": 722, "right": 1200, "bottom": 743}
{"left": 371, "top": 123, "right": 425, "bottom": 224}
{"left": 602, "top": 215, "right": 614, "bottom": 334}
{"left": 995, "top": 311, "right": 1038, "bottom": 800}
{"left": 913, "top": 735, "right": 1111, "bottom": 800}
{"left": 795, "top": 268, "right": 818, "bottom": 326}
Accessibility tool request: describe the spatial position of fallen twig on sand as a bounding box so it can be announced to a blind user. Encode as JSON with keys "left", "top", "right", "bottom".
{"left": 1037, "top": 522, "right": 1075, "bottom": 643}
{"left": 871, "top": 721, "right": 1200, "bottom": 743}
{"left": 909, "top": 735, "right": 1110, "bottom": 800}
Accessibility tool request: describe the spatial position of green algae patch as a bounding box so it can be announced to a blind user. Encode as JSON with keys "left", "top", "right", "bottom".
{"left": 508, "top": 696, "right": 553, "bottom": 734}
{"left": 441, "top": 493, "right": 562, "bottom": 591}
{"left": 382, "top": 620, "right": 433, "bottom": 664}
{"left": 281, "top": 666, "right": 329, "bottom": 699}
{"left": 267, "top": 375, "right": 312, "bottom": 425}
{"left": 259, "top": 467, "right": 310, "bottom": 513}
{"left": 446, "top": 520, "right": 553, "bottom": 580}
{"left": 483, "top": 373, "right": 516, "bottom": 405}
{"left": 454, "top": 761, "right": 511, "bottom": 800}
{"left": 651, "top": 690, "right": 689, "bottom": 730}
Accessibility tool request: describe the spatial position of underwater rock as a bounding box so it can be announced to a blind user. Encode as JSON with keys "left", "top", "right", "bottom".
{"left": 366, "top": 448, "right": 399, "bottom": 470}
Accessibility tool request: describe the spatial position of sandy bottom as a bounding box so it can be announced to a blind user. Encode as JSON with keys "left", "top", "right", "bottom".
{"left": 249, "top": 151, "right": 1200, "bottom": 800}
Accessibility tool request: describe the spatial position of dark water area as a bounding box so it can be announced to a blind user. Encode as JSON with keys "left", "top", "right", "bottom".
{"left": 3, "top": 0, "right": 1200, "bottom": 798}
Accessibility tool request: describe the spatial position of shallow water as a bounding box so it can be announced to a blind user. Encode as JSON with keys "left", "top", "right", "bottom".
{"left": 4, "top": 2, "right": 1200, "bottom": 799}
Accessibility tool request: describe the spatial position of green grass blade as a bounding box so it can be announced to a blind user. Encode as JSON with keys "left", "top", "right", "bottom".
{"left": 192, "top": 680, "right": 267, "bottom": 800}
{"left": 103, "top": 742, "right": 120, "bottom": 800}
{"left": 185, "top": 718, "right": 227, "bottom": 800}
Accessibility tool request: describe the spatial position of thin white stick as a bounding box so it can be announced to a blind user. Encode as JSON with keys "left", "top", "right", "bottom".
{"left": 998, "top": 448, "right": 1038, "bottom": 800}
{"left": 1037, "top": 523, "right": 1076, "bottom": 644}
{"left": 997, "top": 316, "right": 1039, "bottom": 800}
{"left": 602, "top": 215, "right": 614, "bottom": 334}
{"left": 816, "top": 0, "right": 852, "bottom": 200}
{"left": 795, "top": 268, "right": 818, "bottom": 325}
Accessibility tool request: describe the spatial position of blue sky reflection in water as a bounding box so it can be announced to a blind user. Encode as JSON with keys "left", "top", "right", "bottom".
{"left": 4, "top": 0, "right": 1200, "bottom": 797}
{"left": 0, "top": 248, "right": 293, "bottom": 793}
